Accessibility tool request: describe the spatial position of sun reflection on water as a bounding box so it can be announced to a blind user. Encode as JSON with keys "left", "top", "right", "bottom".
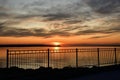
{"left": 54, "top": 47, "right": 60, "bottom": 52}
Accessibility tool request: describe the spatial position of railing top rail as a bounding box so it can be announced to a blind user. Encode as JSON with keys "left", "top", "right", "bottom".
{"left": 7, "top": 49, "right": 48, "bottom": 52}
{"left": 7, "top": 48, "right": 120, "bottom": 53}
{"left": 7, "top": 48, "right": 120, "bottom": 51}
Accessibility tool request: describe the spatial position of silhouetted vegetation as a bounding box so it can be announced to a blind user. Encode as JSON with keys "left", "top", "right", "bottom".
{"left": 0, "top": 65, "right": 120, "bottom": 80}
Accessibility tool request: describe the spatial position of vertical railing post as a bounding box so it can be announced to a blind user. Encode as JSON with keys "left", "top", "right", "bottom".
{"left": 114, "top": 48, "right": 117, "bottom": 65}
{"left": 6, "top": 49, "right": 9, "bottom": 68}
{"left": 48, "top": 49, "right": 50, "bottom": 68}
{"left": 76, "top": 48, "right": 78, "bottom": 68}
{"left": 97, "top": 48, "right": 100, "bottom": 67}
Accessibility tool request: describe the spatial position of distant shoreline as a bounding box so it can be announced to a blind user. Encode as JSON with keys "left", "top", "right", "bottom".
{"left": 0, "top": 44, "right": 60, "bottom": 47}
{"left": 0, "top": 44, "right": 120, "bottom": 47}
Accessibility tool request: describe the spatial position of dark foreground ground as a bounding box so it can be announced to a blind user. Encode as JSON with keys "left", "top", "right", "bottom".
{"left": 70, "top": 69, "right": 120, "bottom": 80}
{"left": 0, "top": 65, "right": 120, "bottom": 80}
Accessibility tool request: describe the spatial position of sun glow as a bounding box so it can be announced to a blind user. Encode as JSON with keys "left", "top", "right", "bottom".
{"left": 53, "top": 42, "right": 61, "bottom": 46}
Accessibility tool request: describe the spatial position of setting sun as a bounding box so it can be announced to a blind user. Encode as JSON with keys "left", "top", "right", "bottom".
{"left": 53, "top": 42, "right": 61, "bottom": 46}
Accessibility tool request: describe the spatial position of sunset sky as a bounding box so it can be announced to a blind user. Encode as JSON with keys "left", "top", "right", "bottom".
{"left": 0, "top": 0, "right": 120, "bottom": 45}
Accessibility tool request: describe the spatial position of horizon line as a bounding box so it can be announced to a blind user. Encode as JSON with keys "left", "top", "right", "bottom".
{"left": 0, "top": 43, "right": 120, "bottom": 47}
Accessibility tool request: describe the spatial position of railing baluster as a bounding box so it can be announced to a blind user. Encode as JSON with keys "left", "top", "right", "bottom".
{"left": 97, "top": 48, "right": 100, "bottom": 67}
{"left": 6, "top": 49, "right": 9, "bottom": 68}
{"left": 48, "top": 49, "right": 50, "bottom": 68}
{"left": 114, "top": 48, "right": 117, "bottom": 65}
{"left": 76, "top": 48, "right": 78, "bottom": 68}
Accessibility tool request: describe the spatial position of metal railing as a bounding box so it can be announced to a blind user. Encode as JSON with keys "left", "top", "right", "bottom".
{"left": 6, "top": 48, "right": 120, "bottom": 69}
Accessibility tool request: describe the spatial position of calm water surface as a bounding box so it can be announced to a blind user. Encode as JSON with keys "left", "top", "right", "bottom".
{"left": 0, "top": 46, "right": 120, "bottom": 69}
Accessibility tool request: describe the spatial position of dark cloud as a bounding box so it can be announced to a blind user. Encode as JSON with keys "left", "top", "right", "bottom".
{"left": 85, "top": 0, "right": 120, "bottom": 14}
{"left": 89, "top": 35, "right": 110, "bottom": 39}
{"left": 0, "top": 6, "right": 13, "bottom": 19}
{"left": 23, "top": 0, "right": 45, "bottom": 8}
{"left": 0, "top": 20, "right": 22, "bottom": 27}
{"left": 0, "top": 12, "right": 9, "bottom": 17}
{"left": 49, "top": 30, "right": 70, "bottom": 37}
{"left": 0, "top": 6, "right": 7, "bottom": 10}
{"left": 75, "top": 28, "right": 120, "bottom": 35}
{"left": 63, "top": 26, "right": 80, "bottom": 32}
{"left": 21, "top": 0, "right": 92, "bottom": 22}
{"left": 16, "top": 0, "right": 120, "bottom": 23}
{"left": 109, "top": 26, "right": 120, "bottom": 32}
{"left": 0, "top": 25, "right": 119, "bottom": 38}
{"left": 0, "top": 0, "right": 8, "bottom": 6}
{"left": 0, "top": 27, "right": 32, "bottom": 37}
{"left": 14, "top": 14, "right": 42, "bottom": 19}
{"left": 0, "top": 6, "right": 10, "bottom": 18}
{"left": 0, "top": 0, "right": 119, "bottom": 38}
{"left": 0, "top": 28, "right": 49, "bottom": 37}
{"left": 0, "top": 22, "right": 45, "bottom": 37}
{"left": 0, "top": 22, "right": 5, "bottom": 26}
{"left": 64, "top": 20, "right": 82, "bottom": 24}
{"left": 0, "top": 24, "right": 70, "bottom": 37}
{"left": 43, "top": 1, "right": 93, "bottom": 21}
{"left": 62, "top": 26, "right": 88, "bottom": 32}
{"left": 43, "top": 13, "right": 72, "bottom": 21}
{"left": 0, "top": 24, "right": 5, "bottom": 32}
{"left": 76, "top": 30, "right": 100, "bottom": 35}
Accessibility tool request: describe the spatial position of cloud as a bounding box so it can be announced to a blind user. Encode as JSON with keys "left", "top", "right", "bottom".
{"left": 61, "top": 25, "right": 89, "bottom": 32}
{"left": 89, "top": 35, "right": 110, "bottom": 39}
{"left": 109, "top": 26, "right": 120, "bottom": 32}
{"left": 0, "top": 22, "right": 119, "bottom": 38}
{"left": 0, "top": 6, "right": 17, "bottom": 20}
{"left": 0, "top": 27, "right": 31, "bottom": 37}
{"left": 0, "top": 6, "right": 10, "bottom": 18}
{"left": 0, "top": 0, "right": 119, "bottom": 38}
{"left": 0, "top": 12, "right": 9, "bottom": 17}
{"left": 21, "top": 0, "right": 93, "bottom": 22}
{"left": 43, "top": 13, "right": 72, "bottom": 21}
{"left": 14, "top": 14, "right": 42, "bottom": 19}
{"left": 64, "top": 20, "right": 82, "bottom": 24}
{"left": 49, "top": 29, "right": 71, "bottom": 37}
{"left": 0, "top": 22, "right": 70, "bottom": 37}
{"left": 0, "top": 0, "right": 8, "bottom": 6}
{"left": 75, "top": 27, "right": 120, "bottom": 35}
{"left": 0, "top": 22, "right": 5, "bottom": 26}
{"left": 85, "top": 0, "right": 120, "bottom": 14}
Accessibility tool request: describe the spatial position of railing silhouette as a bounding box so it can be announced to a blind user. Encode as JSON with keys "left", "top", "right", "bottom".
{"left": 6, "top": 48, "right": 120, "bottom": 69}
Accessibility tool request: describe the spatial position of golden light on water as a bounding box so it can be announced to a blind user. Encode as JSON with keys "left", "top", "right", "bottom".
{"left": 53, "top": 47, "right": 60, "bottom": 52}
{"left": 53, "top": 42, "right": 61, "bottom": 52}
{"left": 54, "top": 47, "right": 59, "bottom": 50}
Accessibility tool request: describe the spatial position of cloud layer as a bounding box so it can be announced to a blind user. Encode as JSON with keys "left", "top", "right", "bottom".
{"left": 0, "top": 0, "right": 120, "bottom": 39}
